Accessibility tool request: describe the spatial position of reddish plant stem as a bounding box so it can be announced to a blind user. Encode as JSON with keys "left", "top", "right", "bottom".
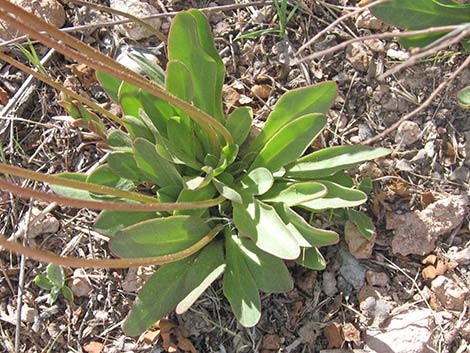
{"left": 0, "top": 178, "right": 224, "bottom": 212}
{"left": 0, "top": 224, "right": 224, "bottom": 268}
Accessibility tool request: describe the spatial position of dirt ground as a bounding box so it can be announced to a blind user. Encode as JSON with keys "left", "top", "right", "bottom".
{"left": 0, "top": 1, "right": 469, "bottom": 352}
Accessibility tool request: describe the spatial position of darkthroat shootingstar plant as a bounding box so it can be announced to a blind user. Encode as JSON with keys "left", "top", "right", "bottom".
{"left": 0, "top": 2, "right": 390, "bottom": 335}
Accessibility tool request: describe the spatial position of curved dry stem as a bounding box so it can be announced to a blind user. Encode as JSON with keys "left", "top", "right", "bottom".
{"left": 0, "top": 2, "right": 234, "bottom": 148}
{"left": 379, "top": 26, "right": 470, "bottom": 80}
{"left": 0, "top": 1, "right": 271, "bottom": 48}
{"left": 293, "top": 25, "right": 463, "bottom": 64}
{"left": 0, "top": 224, "right": 224, "bottom": 268}
{"left": 0, "top": 51, "right": 124, "bottom": 128}
{"left": 296, "top": 0, "right": 391, "bottom": 54}
{"left": 362, "top": 54, "right": 470, "bottom": 145}
{"left": 0, "top": 163, "right": 158, "bottom": 203}
{"left": 0, "top": 178, "right": 225, "bottom": 212}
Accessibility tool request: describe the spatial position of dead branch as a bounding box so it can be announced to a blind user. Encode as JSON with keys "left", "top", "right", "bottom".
{"left": 362, "top": 54, "right": 470, "bottom": 145}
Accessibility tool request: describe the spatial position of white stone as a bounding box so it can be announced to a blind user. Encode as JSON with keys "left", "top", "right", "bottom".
{"left": 395, "top": 121, "right": 420, "bottom": 146}
{"left": 110, "top": 0, "right": 161, "bottom": 40}
{"left": 387, "top": 49, "right": 410, "bottom": 61}
{"left": 20, "top": 305, "right": 38, "bottom": 323}
{"left": 69, "top": 269, "right": 92, "bottom": 297}
{"left": 365, "top": 309, "right": 435, "bottom": 353}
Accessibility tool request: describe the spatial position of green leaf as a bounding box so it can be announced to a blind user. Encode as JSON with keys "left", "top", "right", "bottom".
{"left": 127, "top": 52, "right": 166, "bottom": 86}
{"left": 300, "top": 181, "right": 368, "bottom": 210}
{"left": 370, "top": 0, "right": 470, "bottom": 30}
{"left": 347, "top": 209, "right": 375, "bottom": 240}
{"left": 232, "top": 197, "right": 300, "bottom": 259}
{"left": 107, "top": 152, "right": 143, "bottom": 182}
{"left": 174, "top": 184, "right": 215, "bottom": 217}
{"left": 138, "top": 92, "right": 175, "bottom": 136}
{"left": 50, "top": 173, "right": 94, "bottom": 201}
{"left": 168, "top": 12, "right": 221, "bottom": 121}
{"left": 94, "top": 210, "right": 158, "bottom": 236}
{"left": 223, "top": 232, "right": 261, "bottom": 327}
{"left": 34, "top": 275, "right": 53, "bottom": 290}
{"left": 399, "top": 31, "right": 450, "bottom": 48}
{"left": 238, "top": 237, "right": 293, "bottom": 293}
{"left": 109, "top": 216, "right": 211, "bottom": 258}
{"left": 124, "top": 241, "right": 225, "bottom": 335}
{"left": 226, "top": 107, "right": 253, "bottom": 146}
{"left": 166, "top": 117, "right": 201, "bottom": 169}
{"left": 188, "top": 9, "right": 225, "bottom": 122}
{"left": 214, "top": 143, "right": 239, "bottom": 176}
{"left": 213, "top": 177, "right": 242, "bottom": 204}
{"left": 122, "top": 115, "right": 155, "bottom": 142}
{"left": 47, "top": 264, "right": 64, "bottom": 288}
{"left": 123, "top": 256, "right": 193, "bottom": 335}
{"left": 457, "top": 85, "right": 470, "bottom": 109}
{"left": 87, "top": 165, "right": 135, "bottom": 196}
{"left": 296, "top": 247, "right": 327, "bottom": 270}
{"left": 248, "top": 81, "right": 336, "bottom": 155}
{"left": 107, "top": 129, "right": 133, "bottom": 149}
{"left": 175, "top": 241, "right": 225, "bottom": 314}
{"left": 261, "top": 181, "right": 327, "bottom": 206}
{"left": 239, "top": 167, "right": 274, "bottom": 196}
{"left": 286, "top": 146, "right": 390, "bottom": 179}
{"left": 321, "top": 171, "right": 355, "bottom": 188}
{"left": 48, "top": 287, "right": 60, "bottom": 305}
{"left": 157, "top": 185, "right": 182, "bottom": 203}
{"left": 274, "top": 204, "right": 339, "bottom": 247}
{"left": 249, "top": 114, "right": 327, "bottom": 172}
{"left": 357, "top": 177, "right": 373, "bottom": 195}
{"left": 236, "top": 28, "right": 280, "bottom": 40}
{"left": 97, "top": 71, "right": 122, "bottom": 102}
{"left": 61, "top": 286, "right": 74, "bottom": 302}
{"left": 119, "top": 82, "right": 145, "bottom": 117}
{"left": 166, "top": 60, "right": 194, "bottom": 103}
{"left": 133, "top": 138, "right": 182, "bottom": 187}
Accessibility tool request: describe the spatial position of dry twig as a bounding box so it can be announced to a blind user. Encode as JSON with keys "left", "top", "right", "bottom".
{"left": 296, "top": 0, "right": 390, "bottom": 55}
{"left": 293, "top": 25, "right": 463, "bottom": 64}
{"left": 380, "top": 25, "right": 470, "bottom": 80}
{"left": 362, "top": 54, "right": 470, "bottom": 145}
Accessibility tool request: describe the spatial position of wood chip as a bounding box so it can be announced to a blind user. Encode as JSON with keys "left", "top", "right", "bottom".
{"left": 251, "top": 84, "right": 272, "bottom": 99}
{"left": 83, "top": 341, "right": 103, "bottom": 353}
{"left": 324, "top": 322, "right": 343, "bottom": 349}
{"left": 143, "top": 329, "right": 160, "bottom": 344}
{"left": 420, "top": 191, "right": 436, "bottom": 208}
{"left": 261, "top": 334, "right": 282, "bottom": 350}
{"left": 343, "top": 323, "right": 361, "bottom": 345}
{"left": 0, "top": 86, "right": 9, "bottom": 105}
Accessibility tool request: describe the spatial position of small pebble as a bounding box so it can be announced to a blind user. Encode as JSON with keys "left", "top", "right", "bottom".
{"left": 387, "top": 48, "right": 410, "bottom": 61}
{"left": 21, "top": 305, "right": 38, "bottom": 323}
{"left": 366, "top": 271, "right": 389, "bottom": 287}
{"left": 395, "top": 121, "right": 420, "bottom": 146}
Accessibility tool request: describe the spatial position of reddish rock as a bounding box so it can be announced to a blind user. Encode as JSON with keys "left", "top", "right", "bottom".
{"left": 388, "top": 195, "right": 468, "bottom": 256}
